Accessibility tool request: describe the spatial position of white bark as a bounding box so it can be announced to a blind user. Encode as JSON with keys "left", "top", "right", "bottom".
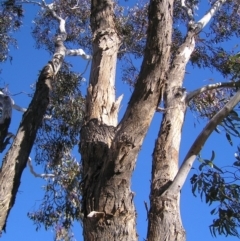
{"left": 28, "top": 158, "right": 55, "bottom": 178}
{"left": 168, "top": 89, "right": 240, "bottom": 193}
{"left": 66, "top": 49, "right": 92, "bottom": 60}
{"left": 187, "top": 81, "right": 240, "bottom": 102}
{"left": 197, "top": 0, "right": 227, "bottom": 30}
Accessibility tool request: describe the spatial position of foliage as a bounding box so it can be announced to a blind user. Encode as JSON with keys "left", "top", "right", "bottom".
{"left": 32, "top": 0, "right": 91, "bottom": 53}
{"left": 190, "top": 150, "right": 240, "bottom": 237}
{"left": 3, "top": 0, "right": 240, "bottom": 239}
{"left": 0, "top": 0, "right": 23, "bottom": 64}
{"left": 28, "top": 66, "right": 84, "bottom": 239}
{"left": 28, "top": 0, "right": 240, "bottom": 238}
{"left": 189, "top": 50, "right": 240, "bottom": 144}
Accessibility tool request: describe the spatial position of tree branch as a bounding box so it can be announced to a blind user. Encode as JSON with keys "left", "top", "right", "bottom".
{"left": 186, "top": 81, "right": 240, "bottom": 102}
{"left": 181, "top": 0, "right": 194, "bottom": 22}
{"left": 168, "top": 89, "right": 240, "bottom": 194}
{"left": 197, "top": 0, "right": 227, "bottom": 31}
{"left": 18, "top": 0, "right": 42, "bottom": 6}
{"left": 0, "top": 0, "right": 90, "bottom": 232}
{"left": 0, "top": 2, "right": 68, "bottom": 231}
{"left": 28, "top": 158, "right": 55, "bottom": 178}
{"left": 66, "top": 49, "right": 92, "bottom": 60}
{"left": 12, "top": 104, "right": 27, "bottom": 113}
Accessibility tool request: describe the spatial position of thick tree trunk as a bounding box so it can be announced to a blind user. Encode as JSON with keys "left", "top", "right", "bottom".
{"left": 147, "top": 32, "right": 196, "bottom": 241}
{"left": 81, "top": 0, "right": 174, "bottom": 240}
{"left": 0, "top": 41, "right": 66, "bottom": 232}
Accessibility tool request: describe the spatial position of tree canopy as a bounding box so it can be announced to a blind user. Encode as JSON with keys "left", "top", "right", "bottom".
{"left": 1, "top": 0, "right": 240, "bottom": 240}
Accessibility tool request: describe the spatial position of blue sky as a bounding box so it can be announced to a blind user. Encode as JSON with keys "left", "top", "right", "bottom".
{"left": 0, "top": 2, "right": 240, "bottom": 241}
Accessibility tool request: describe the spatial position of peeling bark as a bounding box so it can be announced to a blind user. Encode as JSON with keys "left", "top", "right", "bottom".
{"left": 81, "top": 0, "right": 174, "bottom": 240}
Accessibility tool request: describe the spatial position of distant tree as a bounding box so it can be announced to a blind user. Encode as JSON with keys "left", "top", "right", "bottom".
{"left": 0, "top": 0, "right": 240, "bottom": 240}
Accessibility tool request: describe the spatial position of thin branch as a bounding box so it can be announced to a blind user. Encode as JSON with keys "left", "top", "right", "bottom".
{"left": 66, "top": 49, "right": 92, "bottom": 60}
{"left": 197, "top": 0, "right": 227, "bottom": 31}
{"left": 70, "top": 0, "right": 80, "bottom": 9}
{"left": 12, "top": 104, "right": 27, "bottom": 113}
{"left": 168, "top": 89, "right": 240, "bottom": 194}
{"left": 18, "top": 0, "right": 42, "bottom": 6}
{"left": 187, "top": 81, "right": 240, "bottom": 102}
{"left": 28, "top": 158, "right": 55, "bottom": 178}
{"left": 81, "top": 59, "right": 91, "bottom": 77}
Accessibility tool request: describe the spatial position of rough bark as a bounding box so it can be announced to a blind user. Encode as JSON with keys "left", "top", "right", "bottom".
{"left": 0, "top": 94, "right": 12, "bottom": 152}
{"left": 81, "top": 0, "right": 174, "bottom": 240}
{"left": 0, "top": 40, "right": 66, "bottom": 232}
{"left": 147, "top": 31, "right": 196, "bottom": 241}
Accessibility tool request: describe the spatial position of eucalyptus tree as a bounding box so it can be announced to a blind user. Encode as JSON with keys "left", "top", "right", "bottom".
{"left": 0, "top": 0, "right": 240, "bottom": 241}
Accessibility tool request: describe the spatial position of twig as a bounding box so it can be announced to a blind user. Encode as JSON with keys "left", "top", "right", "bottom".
{"left": 66, "top": 49, "right": 92, "bottom": 60}
{"left": 28, "top": 157, "right": 55, "bottom": 178}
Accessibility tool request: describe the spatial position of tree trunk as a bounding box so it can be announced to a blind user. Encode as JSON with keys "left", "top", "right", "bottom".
{"left": 0, "top": 41, "right": 66, "bottom": 232}
{"left": 81, "top": 0, "right": 174, "bottom": 240}
{"left": 0, "top": 94, "right": 12, "bottom": 152}
{"left": 147, "top": 31, "right": 196, "bottom": 241}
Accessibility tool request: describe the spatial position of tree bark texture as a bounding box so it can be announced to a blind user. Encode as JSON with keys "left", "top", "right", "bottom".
{"left": 0, "top": 42, "right": 66, "bottom": 232}
{"left": 0, "top": 94, "right": 12, "bottom": 153}
{"left": 81, "top": 0, "right": 174, "bottom": 240}
{"left": 147, "top": 31, "right": 196, "bottom": 241}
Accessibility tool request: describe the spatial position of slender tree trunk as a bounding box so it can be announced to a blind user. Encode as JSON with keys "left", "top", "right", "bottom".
{"left": 81, "top": 0, "right": 174, "bottom": 240}
{"left": 0, "top": 40, "right": 66, "bottom": 232}
{"left": 147, "top": 32, "right": 196, "bottom": 241}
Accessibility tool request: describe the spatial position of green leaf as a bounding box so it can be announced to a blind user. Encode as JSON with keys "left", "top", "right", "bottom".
{"left": 215, "top": 127, "right": 221, "bottom": 133}
{"left": 226, "top": 132, "right": 233, "bottom": 146}
{"left": 199, "top": 163, "right": 205, "bottom": 171}
{"left": 210, "top": 208, "right": 216, "bottom": 215}
{"left": 213, "top": 163, "right": 223, "bottom": 173}
{"left": 210, "top": 150, "right": 215, "bottom": 162}
{"left": 192, "top": 182, "right": 198, "bottom": 196}
{"left": 206, "top": 194, "right": 209, "bottom": 204}
{"left": 233, "top": 161, "right": 240, "bottom": 166}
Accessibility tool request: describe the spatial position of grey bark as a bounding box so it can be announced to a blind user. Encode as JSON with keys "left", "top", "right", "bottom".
{"left": 0, "top": 38, "right": 66, "bottom": 232}
{"left": 147, "top": 31, "right": 196, "bottom": 241}
{"left": 80, "top": 0, "right": 173, "bottom": 240}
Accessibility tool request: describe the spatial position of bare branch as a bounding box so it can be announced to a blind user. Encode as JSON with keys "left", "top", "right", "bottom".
{"left": 18, "top": 0, "right": 42, "bottom": 6}
{"left": 168, "top": 89, "right": 240, "bottom": 194}
{"left": 70, "top": 0, "right": 80, "bottom": 9}
{"left": 181, "top": 0, "right": 194, "bottom": 22}
{"left": 13, "top": 103, "right": 51, "bottom": 119}
{"left": 187, "top": 81, "right": 240, "bottom": 102}
{"left": 66, "top": 49, "right": 92, "bottom": 60}
{"left": 197, "top": 0, "right": 227, "bottom": 31}
{"left": 87, "top": 211, "right": 105, "bottom": 218}
{"left": 12, "top": 104, "right": 27, "bottom": 113}
{"left": 21, "top": 0, "right": 67, "bottom": 40}
{"left": 28, "top": 158, "right": 55, "bottom": 178}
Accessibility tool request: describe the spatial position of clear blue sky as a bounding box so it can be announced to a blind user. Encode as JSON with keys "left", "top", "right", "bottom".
{"left": 0, "top": 2, "right": 239, "bottom": 241}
